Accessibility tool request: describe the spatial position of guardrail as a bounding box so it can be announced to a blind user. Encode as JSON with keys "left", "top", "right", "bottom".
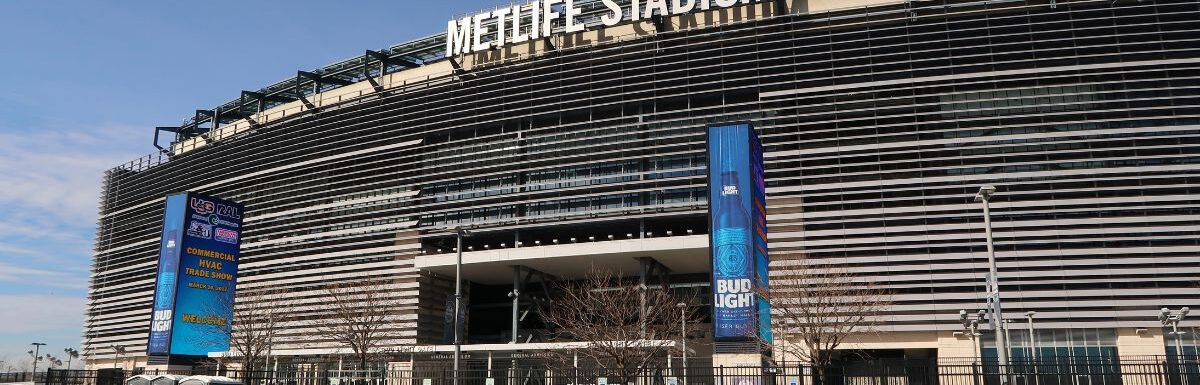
{"left": 20, "top": 358, "right": 1200, "bottom": 385}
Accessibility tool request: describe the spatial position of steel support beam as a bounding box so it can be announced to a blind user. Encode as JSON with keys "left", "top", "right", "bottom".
{"left": 651, "top": 15, "right": 668, "bottom": 33}
{"left": 365, "top": 49, "right": 420, "bottom": 92}
{"left": 152, "top": 127, "right": 178, "bottom": 155}
{"left": 637, "top": 257, "right": 672, "bottom": 338}
{"left": 292, "top": 75, "right": 317, "bottom": 110}
{"left": 774, "top": 0, "right": 788, "bottom": 15}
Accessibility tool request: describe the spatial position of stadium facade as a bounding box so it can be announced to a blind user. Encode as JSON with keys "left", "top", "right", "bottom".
{"left": 85, "top": 0, "right": 1200, "bottom": 370}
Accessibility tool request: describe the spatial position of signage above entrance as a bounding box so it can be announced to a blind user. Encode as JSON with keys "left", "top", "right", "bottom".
{"left": 447, "top": 0, "right": 758, "bottom": 57}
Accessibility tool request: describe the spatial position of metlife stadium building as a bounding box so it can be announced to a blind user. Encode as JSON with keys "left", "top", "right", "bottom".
{"left": 86, "top": 0, "right": 1200, "bottom": 370}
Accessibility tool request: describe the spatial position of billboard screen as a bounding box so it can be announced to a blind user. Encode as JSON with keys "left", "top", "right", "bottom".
{"left": 147, "top": 192, "right": 243, "bottom": 357}
{"left": 708, "top": 123, "right": 770, "bottom": 341}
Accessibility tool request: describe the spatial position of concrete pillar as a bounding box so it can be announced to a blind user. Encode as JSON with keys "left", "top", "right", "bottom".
{"left": 712, "top": 354, "right": 762, "bottom": 385}
{"left": 1116, "top": 327, "right": 1169, "bottom": 385}
{"left": 389, "top": 361, "right": 414, "bottom": 385}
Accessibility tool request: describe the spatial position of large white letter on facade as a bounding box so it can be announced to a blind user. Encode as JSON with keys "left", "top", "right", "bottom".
{"left": 672, "top": 0, "right": 697, "bottom": 14}
{"left": 493, "top": 7, "right": 512, "bottom": 47}
{"left": 530, "top": 0, "right": 542, "bottom": 39}
{"left": 644, "top": 0, "right": 670, "bottom": 18}
{"left": 472, "top": 12, "right": 492, "bottom": 52}
{"left": 511, "top": 5, "right": 530, "bottom": 43}
{"left": 564, "top": 0, "right": 585, "bottom": 33}
{"left": 600, "top": 0, "right": 623, "bottom": 26}
{"left": 446, "top": 17, "right": 472, "bottom": 57}
{"left": 542, "top": 0, "right": 563, "bottom": 37}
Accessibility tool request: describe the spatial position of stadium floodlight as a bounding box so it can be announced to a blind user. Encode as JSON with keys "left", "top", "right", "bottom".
{"left": 30, "top": 343, "right": 45, "bottom": 375}
{"left": 1162, "top": 307, "right": 1191, "bottom": 359}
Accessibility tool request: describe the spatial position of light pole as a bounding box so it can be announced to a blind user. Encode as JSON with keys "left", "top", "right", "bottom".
{"left": 1025, "top": 311, "right": 1039, "bottom": 385}
{"left": 1024, "top": 312, "right": 1037, "bottom": 362}
{"left": 109, "top": 345, "right": 125, "bottom": 370}
{"left": 975, "top": 185, "right": 1009, "bottom": 381}
{"left": 64, "top": 348, "right": 79, "bottom": 371}
{"left": 433, "top": 225, "right": 473, "bottom": 385}
{"left": 960, "top": 310, "right": 985, "bottom": 363}
{"left": 677, "top": 302, "right": 688, "bottom": 385}
{"left": 30, "top": 343, "right": 46, "bottom": 376}
{"left": 1002, "top": 320, "right": 1013, "bottom": 360}
{"left": 1160, "top": 307, "right": 1191, "bottom": 360}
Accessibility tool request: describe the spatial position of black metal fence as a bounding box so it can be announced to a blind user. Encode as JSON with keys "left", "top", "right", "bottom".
{"left": 11, "top": 359, "right": 1200, "bottom": 385}
{"left": 0, "top": 373, "right": 37, "bottom": 384}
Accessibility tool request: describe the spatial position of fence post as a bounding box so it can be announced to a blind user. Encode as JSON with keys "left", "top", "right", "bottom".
{"left": 973, "top": 361, "right": 981, "bottom": 385}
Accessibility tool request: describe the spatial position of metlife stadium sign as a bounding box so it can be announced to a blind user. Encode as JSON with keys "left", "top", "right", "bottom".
{"left": 147, "top": 192, "right": 243, "bottom": 358}
{"left": 707, "top": 124, "right": 771, "bottom": 343}
{"left": 447, "top": 0, "right": 758, "bottom": 57}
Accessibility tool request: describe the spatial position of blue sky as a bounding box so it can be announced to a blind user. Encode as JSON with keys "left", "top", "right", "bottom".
{"left": 0, "top": 0, "right": 498, "bottom": 368}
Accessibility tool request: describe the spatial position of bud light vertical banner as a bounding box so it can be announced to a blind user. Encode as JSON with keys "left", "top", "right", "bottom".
{"left": 708, "top": 124, "right": 764, "bottom": 341}
{"left": 148, "top": 194, "right": 188, "bottom": 355}
{"left": 147, "top": 192, "right": 243, "bottom": 358}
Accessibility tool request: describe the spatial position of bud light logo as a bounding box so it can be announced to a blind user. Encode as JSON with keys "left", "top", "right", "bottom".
{"left": 714, "top": 278, "right": 755, "bottom": 309}
{"left": 190, "top": 198, "right": 215, "bottom": 215}
{"left": 151, "top": 309, "right": 173, "bottom": 332}
{"left": 721, "top": 185, "right": 739, "bottom": 196}
{"left": 215, "top": 228, "right": 239, "bottom": 245}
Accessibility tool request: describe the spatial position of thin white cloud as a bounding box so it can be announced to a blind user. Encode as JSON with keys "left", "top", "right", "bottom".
{"left": 0, "top": 125, "right": 144, "bottom": 226}
{"left": 0, "top": 262, "right": 88, "bottom": 291}
{"left": 0, "top": 124, "right": 144, "bottom": 295}
{"left": 0, "top": 294, "right": 86, "bottom": 332}
{"left": 0, "top": 294, "right": 87, "bottom": 363}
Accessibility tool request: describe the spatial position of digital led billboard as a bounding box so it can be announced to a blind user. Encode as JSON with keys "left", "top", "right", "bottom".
{"left": 147, "top": 192, "right": 243, "bottom": 358}
{"left": 708, "top": 123, "right": 770, "bottom": 342}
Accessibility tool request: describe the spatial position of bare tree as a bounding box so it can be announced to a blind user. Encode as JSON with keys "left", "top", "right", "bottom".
{"left": 770, "top": 256, "right": 892, "bottom": 379}
{"left": 308, "top": 280, "right": 402, "bottom": 372}
{"left": 194, "top": 288, "right": 289, "bottom": 375}
{"left": 542, "top": 268, "right": 700, "bottom": 384}
{"left": 232, "top": 288, "right": 290, "bottom": 372}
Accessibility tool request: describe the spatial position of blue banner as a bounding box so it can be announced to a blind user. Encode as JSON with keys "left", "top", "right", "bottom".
{"left": 147, "top": 192, "right": 243, "bottom": 357}
{"left": 148, "top": 194, "right": 188, "bottom": 355}
{"left": 708, "top": 124, "right": 767, "bottom": 341}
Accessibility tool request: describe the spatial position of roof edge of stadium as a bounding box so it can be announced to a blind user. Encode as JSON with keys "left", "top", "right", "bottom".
{"left": 118, "top": 0, "right": 975, "bottom": 173}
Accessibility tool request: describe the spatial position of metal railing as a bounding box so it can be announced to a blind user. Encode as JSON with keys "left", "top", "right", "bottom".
{"left": 21, "top": 358, "right": 1200, "bottom": 385}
